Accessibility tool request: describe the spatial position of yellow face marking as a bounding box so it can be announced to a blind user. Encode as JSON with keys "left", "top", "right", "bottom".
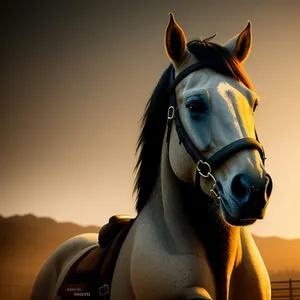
{"left": 217, "top": 82, "right": 255, "bottom": 138}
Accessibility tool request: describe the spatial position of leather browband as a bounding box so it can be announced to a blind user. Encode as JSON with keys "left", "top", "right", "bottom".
{"left": 167, "top": 62, "right": 209, "bottom": 93}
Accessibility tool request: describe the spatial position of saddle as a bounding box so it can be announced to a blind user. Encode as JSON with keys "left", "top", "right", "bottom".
{"left": 57, "top": 215, "right": 135, "bottom": 299}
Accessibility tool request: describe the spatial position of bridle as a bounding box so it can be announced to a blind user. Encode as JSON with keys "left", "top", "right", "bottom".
{"left": 166, "top": 62, "right": 266, "bottom": 200}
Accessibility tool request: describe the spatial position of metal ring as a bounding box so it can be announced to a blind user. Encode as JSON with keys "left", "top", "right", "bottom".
{"left": 99, "top": 284, "right": 110, "bottom": 296}
{"left": 196, "top": 160, "right": 211, "bottom": 178}
{"left": 167, "top": 106, "right": 175, "bottom": 120}
{"left": 196, "top": 161, "right": 221, "bottom": 201}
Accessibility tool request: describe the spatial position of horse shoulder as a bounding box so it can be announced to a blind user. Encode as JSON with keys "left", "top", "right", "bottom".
{"left": 240, "top": 228, "right": 270, "bottom": 280}
{"left": 230, "top": 228, "right": 271, "bottom": 300}
{"left": 31, "top": 233, "right": 98, "bottom": 300}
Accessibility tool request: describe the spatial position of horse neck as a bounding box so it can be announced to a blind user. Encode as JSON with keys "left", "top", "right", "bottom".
{"left": 145, "top": 137, "right": 242, "bottom": 297}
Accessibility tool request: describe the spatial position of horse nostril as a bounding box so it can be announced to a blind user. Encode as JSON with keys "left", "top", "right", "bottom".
{"left": 231, "top": 174, "right": 247, "bottom": 199}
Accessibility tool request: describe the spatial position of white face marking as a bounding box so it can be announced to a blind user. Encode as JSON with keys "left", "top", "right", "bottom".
{"left": 217, "top": 82, "right": 244, "bottom": 138}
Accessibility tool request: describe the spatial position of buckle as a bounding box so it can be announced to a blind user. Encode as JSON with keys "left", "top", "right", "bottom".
{"left": 196, "top": 160, "right": 211, "bottom": 178}
{"left": 99, "top": 284, "right": 110, "bottom": 296}
{"left": 167, "top": 106, "right": 175, "bottom": 119}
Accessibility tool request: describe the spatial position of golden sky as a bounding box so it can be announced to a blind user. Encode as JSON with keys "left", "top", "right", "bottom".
{"left": 1, "top": 1, "right": 300, "bottom": 238}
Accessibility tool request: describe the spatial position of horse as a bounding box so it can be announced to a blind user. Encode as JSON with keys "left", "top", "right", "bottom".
{"left": 31, "top": 13, "right": 273, "bottom": 300}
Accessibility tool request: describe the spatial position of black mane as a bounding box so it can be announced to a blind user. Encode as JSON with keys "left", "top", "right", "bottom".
{"left": 134, "top": 39, "right": 253, "bottom": 212}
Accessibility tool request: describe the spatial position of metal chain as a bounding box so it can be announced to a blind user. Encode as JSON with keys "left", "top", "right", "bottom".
{"left": 196, "top": 160, "right": 221, "bottom": 201}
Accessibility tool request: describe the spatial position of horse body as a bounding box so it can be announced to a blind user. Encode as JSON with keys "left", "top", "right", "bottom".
{"left": 31, "top": 13, "right": 272, "bottom": 300}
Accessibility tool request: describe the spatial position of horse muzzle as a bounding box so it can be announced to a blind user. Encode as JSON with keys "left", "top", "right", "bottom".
{"left": 218, "top": 172, "right": 273, "bottom": 225}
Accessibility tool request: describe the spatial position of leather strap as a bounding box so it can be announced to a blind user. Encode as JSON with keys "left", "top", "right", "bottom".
{"left": 167, "top": 62, "right": 209, "bottom": 93}
{"left": 207, "top": 138, "right": 265, "bottom": 169}
{"left": 98, "top": 218, "right": 135, "bottom": 299}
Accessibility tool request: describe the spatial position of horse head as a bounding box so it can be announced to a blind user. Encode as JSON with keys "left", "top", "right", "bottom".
{"left": 165, "top": 13, "right": 273, "bottom": 226}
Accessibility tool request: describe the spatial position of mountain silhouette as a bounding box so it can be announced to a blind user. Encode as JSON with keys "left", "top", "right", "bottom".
{"left": 0, "top": 214, "right": 299, "bottom": 299}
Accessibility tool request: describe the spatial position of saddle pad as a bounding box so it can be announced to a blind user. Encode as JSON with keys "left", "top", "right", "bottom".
{"left": 57, "top": 218, "right": 135, "bottom": 299}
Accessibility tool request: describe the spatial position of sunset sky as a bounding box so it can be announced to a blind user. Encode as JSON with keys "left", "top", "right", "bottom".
{"left": 1, "top": 1, "right": 300, "bottom": 238}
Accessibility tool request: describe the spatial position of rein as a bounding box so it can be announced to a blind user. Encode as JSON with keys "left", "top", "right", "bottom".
{"left": 166, "top": 62, "right": 266, "bottom": 200}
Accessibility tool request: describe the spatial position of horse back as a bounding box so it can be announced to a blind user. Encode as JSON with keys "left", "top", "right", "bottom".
{"left": 31, "top": 216, "right": 135, "bottom": 300}
{"left": 57, "top": 217, "right": 134, "bottom": 299}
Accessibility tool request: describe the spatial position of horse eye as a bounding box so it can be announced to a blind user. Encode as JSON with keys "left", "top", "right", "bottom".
{"left": 186, "top": 100, "right": 207, "bottom": 114}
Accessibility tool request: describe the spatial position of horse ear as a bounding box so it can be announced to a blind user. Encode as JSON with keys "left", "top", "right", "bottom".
{"left": 224, "top": 21, "right": 252, "bottom": 63}
{"left": 165, "top": 13, "right": 189, "bottom": 68}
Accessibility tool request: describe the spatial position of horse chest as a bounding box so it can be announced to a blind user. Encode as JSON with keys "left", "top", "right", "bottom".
{"left": 114, "top": 222, "right": 270, "bottom": 300}
{"left": 127, "top": 223, "right": 217, "bottom": 300}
